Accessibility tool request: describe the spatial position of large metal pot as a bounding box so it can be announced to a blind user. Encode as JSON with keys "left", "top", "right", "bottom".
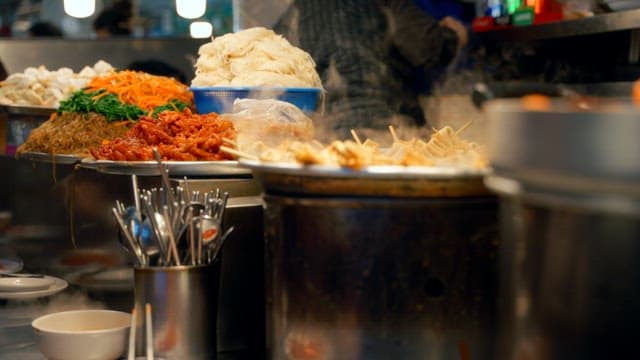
{"left": 484, "top": 97, "right": 640, "bottom": 359}
{"left": 246, "top": 163, "right": 499, "bottom": 360}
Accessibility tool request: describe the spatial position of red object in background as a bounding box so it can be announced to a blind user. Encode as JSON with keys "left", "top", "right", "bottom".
{"left": 0, "top": 25, "right": 11, "bottom": 37}
{"left": 472, "top": 16, "right": 494, "bottom": 32}
{"left": 533, "top": 0, "right": 563, "bottom": 24}
{"left": 523, "top": 0, "right": 563, "bottom": 23}
{"left": 472, "top": 16, "right": 511, "bottom": 32}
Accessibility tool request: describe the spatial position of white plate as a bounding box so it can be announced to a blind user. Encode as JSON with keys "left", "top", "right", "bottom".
{"left": 0, "top": 276, "right": 68, "bottom": 300}
{"left": 0, "top": 276, "right": 55, "bottom": 292}
{"left": 0, "top": 258, "right": 23, "bottom": 274}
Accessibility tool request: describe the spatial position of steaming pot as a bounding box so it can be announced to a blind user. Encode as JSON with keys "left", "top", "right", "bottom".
{"left": 245, "top": 162, "right": 499, "bottom": 360}
{"left": 484, "top": 98, "right": 640, "bottom": 359}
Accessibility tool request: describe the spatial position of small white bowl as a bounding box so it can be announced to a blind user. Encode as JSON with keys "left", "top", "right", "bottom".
{"left": 0, "top": 276, "right": 54, "bottom": 292}
{"left": 32, "top": 309, "right": 131, "bottom": 360}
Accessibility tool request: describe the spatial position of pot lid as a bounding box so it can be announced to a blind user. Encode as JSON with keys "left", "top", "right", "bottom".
{"left": 485, "top": 97, "right": 640, "bottom": 193}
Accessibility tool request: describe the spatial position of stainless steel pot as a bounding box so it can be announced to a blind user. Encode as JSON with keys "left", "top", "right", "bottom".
{"left": 247, "top": 164, "right": 499, "bottom": 360}
{"left": 484, "top": 97, "right": 640, "bottom": 359}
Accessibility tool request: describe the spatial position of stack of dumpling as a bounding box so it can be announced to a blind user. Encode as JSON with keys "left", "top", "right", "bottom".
{"left": 191, "top": 27, "right": 322, "bottom": 88}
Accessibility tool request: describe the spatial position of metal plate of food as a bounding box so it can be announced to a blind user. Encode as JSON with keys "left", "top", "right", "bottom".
{"left": 15, "top": 151, "right": 83, "bottom": 164}
{"left": 0, "top": 104, "right": 56, "bottom": 117}
{"left": 240, "top": 160, "right": 491, "bottom": 197}
{"left": 79, "top": 159, "right": 252, "bottom": 177}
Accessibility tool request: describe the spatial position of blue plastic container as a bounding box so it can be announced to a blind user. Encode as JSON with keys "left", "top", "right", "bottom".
{"left": 190, "top": 86, "right": 322, "bottom": 114}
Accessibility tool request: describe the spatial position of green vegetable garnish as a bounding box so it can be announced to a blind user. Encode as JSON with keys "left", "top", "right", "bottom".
{"left": 57, "top": 89, "right": 192, "bottom": 122}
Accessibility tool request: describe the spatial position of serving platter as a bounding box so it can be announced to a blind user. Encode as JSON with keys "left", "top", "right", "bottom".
{"left": 15, "top": 151, "right": 83, "bottom": 165}
{"left": 0, "top": 104, "right": 56, "bottom": 117}
{"left": 0, "top": 275, "right": 67, "bottom": 300}
{"left": 240, "top": 160, "right": 492, "bottom": 197}
{"left": 79, "top": 158, "right": 252, "bottom": 176}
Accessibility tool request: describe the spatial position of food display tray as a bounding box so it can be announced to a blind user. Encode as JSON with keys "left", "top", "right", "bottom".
{"left": 79, "top": 159, "right": 252, "bottom": 177}
{"left": 0, "top": 104, "right": 56, "bottom": 117}
{"left": 15, "top": 152, "right": 83, "bottom": 164}
{"left": 240, "top": 160, "right": 491, "bottom": 197}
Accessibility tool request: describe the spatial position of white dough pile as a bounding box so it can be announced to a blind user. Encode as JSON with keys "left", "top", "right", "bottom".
{"left": 192, "top": 27, "right": 322, "bottom": 88}
{"left": 0, "top": 60, "right": 114, "bottom": 107}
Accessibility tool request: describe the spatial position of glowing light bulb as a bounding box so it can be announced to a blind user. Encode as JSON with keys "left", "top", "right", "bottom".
{"left": 176, "top": 0, "right": 207, "bottom": 19}
{"left": 190, "top": 21, "right": 212, "bottom": 38}
{"left": 63, "top": 0, "right": 96, "bottom": 19}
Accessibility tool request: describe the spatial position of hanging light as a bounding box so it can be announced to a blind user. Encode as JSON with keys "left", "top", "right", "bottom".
{"left": 176, "top": 0, "right": 206, "bottom": 19}
{"left": 190, "top": 21, "right": 212, "bottom": 38}
{"left": 63, "top": 0, "right": 96, "bottom": 19}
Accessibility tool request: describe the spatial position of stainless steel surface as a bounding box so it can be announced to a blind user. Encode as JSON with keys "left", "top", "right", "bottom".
{"left": 242, "top": 160, "right": 490, "bottom": 197}
{"left": 0, "top": 105, "right": 56, "bottom": 117}
{"left": 15, "top": 152, "right": 82, "bottom": 165}
{"left": 171, "top": 178, "right": 261, "bottom": 199}
{"left": 485, "top": 99, "right": 640, "bottom": 359}
{"left": 479, "top": 9, "right": 640, "bottom": 42}
{"left": 264, "top": 194, "right": 499, "bottom": 360}
{"left": 79, "top": 159, "right": 252, "bottom": 177}
{"left": 490, "top": 188, "right": 640, "bottom": 359}
{"left": 485, "top": 98, "right": 640, "bottom": 184}
{"left": 134, "top": 264, "right": 220, "bottom": 359}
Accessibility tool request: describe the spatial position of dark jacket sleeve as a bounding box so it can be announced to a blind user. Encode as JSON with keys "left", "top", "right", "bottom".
{"left": 379, "top": 0, "right": 459, "bottom": 68}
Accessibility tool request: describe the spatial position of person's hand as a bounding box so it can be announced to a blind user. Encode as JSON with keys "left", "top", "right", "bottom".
{"left": 439, "top": 16, "right": 468, "bottom": 51}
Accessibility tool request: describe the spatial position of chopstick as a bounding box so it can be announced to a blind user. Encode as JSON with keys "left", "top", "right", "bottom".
{"left": 145, "top": 303, "right": 154, "bottom": 360}
{"left": 128, "top": 307, "right": 137, "bottom": 360}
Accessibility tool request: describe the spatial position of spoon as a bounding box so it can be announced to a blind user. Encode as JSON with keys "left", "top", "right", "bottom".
{"left": 208, "top": 226, "right": 234, "bottom": 263}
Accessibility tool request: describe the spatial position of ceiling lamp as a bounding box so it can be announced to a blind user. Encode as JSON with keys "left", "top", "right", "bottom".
{"left": 190, "top": 21, "right": 212, "bottom": 38}
{"left": 63, "top": 0, "right": 96, "bottom": 19}
{"left": 176, "top": 0, "right": 207, "bottom": 19}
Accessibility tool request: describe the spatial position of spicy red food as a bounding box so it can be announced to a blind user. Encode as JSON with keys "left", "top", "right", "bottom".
{"left": 90, "top": 109, "right": 236, "bottom": 161}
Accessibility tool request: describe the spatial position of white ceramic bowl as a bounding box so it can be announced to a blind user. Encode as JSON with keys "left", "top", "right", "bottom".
{"left": 32, "top": 309, "right": 131, "bottom": 360}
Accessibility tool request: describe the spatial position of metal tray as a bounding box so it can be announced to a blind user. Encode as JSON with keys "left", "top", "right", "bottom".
{"left": 0, "top": 104, "right": 56, "bottom": 117}
{"left": 79, "top": 159, "right": 252, "bottom": 177}
{"left": 15, "top": 151, "right": 83, "bottom": 164}
{"left": 240, "top": 160, "right": 491, "bottom": 197}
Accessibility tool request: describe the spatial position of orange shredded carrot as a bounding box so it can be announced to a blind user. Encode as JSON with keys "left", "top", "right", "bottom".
{"left": 85, "top": 70, "right": 194, "bottom": 111}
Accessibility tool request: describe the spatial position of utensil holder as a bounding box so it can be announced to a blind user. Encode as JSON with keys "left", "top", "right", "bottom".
{"left": 134, "top": 263, "right": 220, "bottom": 359}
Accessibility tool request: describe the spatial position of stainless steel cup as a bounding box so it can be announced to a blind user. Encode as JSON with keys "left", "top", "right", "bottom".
{"left": 134, "top": 263, "right": 220, "bottom": 359}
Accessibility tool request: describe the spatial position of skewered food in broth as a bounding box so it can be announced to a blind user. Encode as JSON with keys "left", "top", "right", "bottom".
{"left": 225, "top": 123, "right": 487, "bottom": 170}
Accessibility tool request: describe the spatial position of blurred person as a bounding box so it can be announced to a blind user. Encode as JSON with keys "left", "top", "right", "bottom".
{"left": 93, "top": 0, "right": 133, "bottom": 37}
{"left": 28, "top": 21, "right": 63, "bottom": 37}
{"left": 274, "top": 0, "right": 468, "bottom": 139}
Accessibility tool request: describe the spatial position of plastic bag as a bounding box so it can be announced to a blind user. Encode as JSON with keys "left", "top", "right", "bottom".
{"left": 227, "top": 98, "right": 315, "bottom": 156}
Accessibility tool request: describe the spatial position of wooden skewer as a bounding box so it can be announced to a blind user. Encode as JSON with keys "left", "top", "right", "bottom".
{"left": 455, "top": 119, "right": 474, "bottom": 135}
{"left": 350, "top": 129, "right": 362, "bottom": 145}
{"left": 221, "top": 137, "right": 236, "bottom": 146}
{"left": 145, "top": 303, "right": 154, "bottom": 360}
{"left": 127, "top": 307, "right": 136, "bottom": 360}
{"left": 388, "top": 125, "right": 400, "bottom": 143}
{"left": 219, "top": 145, "right": 258, "bottom": 160}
